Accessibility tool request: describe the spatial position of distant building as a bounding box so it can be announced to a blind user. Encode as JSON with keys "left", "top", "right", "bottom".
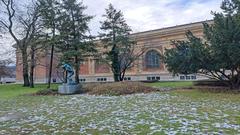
{"left": 0, "top": 66, "right": 16, "bottom": 84}
{"left": 15, "top": 21, "right": 211, "bottom": 84}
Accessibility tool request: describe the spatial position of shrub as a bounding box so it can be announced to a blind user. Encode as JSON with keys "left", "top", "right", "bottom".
{"left": 34, "top": 89, "right": 59, "bottom": 96}
{"left": 193, "top": 80, "right": 228, "bottom": 87}
{"left": 82, "top": 82, "right": 157, "bottom": 96}
{"left": 196, "top": 87, "right": 239, "bottom": 93}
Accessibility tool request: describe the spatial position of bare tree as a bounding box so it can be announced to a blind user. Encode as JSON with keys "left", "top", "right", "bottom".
{"left": 118, "top": 44, "right": 146, "bottom": 81}
{"left": 0, "top": 59, "right": 12, "bottom": 83}
{"left": 0, "top": 0, "right": 42, "bottom": 87}
{"left": 99, "top": 42, "right": 147, "bottom": 82}
{"left": 24, "top": 3, "right": 46, "bottom": 88}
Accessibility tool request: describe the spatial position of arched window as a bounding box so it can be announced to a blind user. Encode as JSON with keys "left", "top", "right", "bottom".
{"left": 145, "top": 50, "right": 160, "bottom": 68}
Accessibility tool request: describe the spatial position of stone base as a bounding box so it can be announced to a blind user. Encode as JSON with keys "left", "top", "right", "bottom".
{"left": 58, "top": 84, "right": 81, "bottom": 95}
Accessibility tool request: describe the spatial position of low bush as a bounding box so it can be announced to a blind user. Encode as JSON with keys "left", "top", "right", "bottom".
{"left": 34, "top": 89, "right": 59, "bottom": 96}
{"left": 193, "top": 80, "right": 228, "bottom": 87}
{"left": 186, "top": 80, "right": 239, "bottom": 93}
{"left": 193, "top": 86, "right": 240, "bottom": 93}
{"left": 82, "top": 82, "right": 158, "bottom": 96}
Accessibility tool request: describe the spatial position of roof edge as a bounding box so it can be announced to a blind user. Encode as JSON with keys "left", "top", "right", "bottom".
{"left": 131, "top": 20, "right": 213, "bottom": 36}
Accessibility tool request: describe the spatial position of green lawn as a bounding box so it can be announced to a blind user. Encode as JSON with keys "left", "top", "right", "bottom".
{"left": 0, "top": 84, "right": 59, "bottom": 99}
{"left": 146, "top": 81, "right": 194, "bottom": 88}
{"left": 0, "top": 82, "right": 240, "bottom": 134}
{"left": 0, "top": 81, "right": 193, "bottom": 99}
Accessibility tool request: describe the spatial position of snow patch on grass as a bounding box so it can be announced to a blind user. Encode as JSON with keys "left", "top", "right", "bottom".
{"left": 0, "top": 93, "right": 240, "bottom": 134}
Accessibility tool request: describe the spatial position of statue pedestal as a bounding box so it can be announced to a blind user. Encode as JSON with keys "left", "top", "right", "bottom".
{"left": 58, "top": 84, "right": 81, "bottom": 95}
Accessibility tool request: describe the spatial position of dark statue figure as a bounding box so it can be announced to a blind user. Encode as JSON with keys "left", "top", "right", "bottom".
{"left": 58, "top": 63, "right": 81, "bottom": 94}
{"left": 62, "top": 63, "right": 74, "bottom": 84}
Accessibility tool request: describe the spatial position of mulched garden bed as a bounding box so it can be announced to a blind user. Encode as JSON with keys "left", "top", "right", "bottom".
{"left": 82, "top": 82, "right": 159, "bottom": 96}
{"left": 31, "top": 89, "right": 60, "bottom": 96}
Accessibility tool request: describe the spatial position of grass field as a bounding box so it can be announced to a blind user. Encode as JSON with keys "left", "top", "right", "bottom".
{"left": 0, "top": 84, "right": 58, "bottom": 99}
{"left": 0, "top": 82, "right": 240, "bottom": 134}
{"left": 0, "top": 82, "right": 192, "bottom": 99}
{"left": 146, "top": 81, "right": 193, "bottom": 88}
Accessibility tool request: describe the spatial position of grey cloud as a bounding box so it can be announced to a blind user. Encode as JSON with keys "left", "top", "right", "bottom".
{"left": 1, "top": 0, "right": 222, "bottom": 58}
{"left": 81, "top": 0, "right": 222, "bottom": 35}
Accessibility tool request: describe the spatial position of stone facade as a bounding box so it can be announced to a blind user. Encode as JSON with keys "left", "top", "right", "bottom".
{"left": 16, "top": 21, "right": 211, "bottom": 83}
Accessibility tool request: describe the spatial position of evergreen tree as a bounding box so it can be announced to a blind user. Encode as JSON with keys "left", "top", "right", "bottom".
{"left": 100, "top": 4, "right": 134, "bottom": 82}
{"left": 38, "top": 0, "right": 60, "bottom": 88}
{"left": 164, "top": 0, "right": 240, "bottom": 89}
{"left": 57, "top": 0, "right": 95, "bottom": 84}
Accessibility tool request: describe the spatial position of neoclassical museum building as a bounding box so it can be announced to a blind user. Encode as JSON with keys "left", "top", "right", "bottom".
{"left": 16, "top": 21, "right": 211, "bottom": 83}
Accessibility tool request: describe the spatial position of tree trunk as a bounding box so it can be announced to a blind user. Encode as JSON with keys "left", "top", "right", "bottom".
{"left": 64, "top": 71, "right": 68, "bottom": 84}
{"left": 74, "top": 56, "right": 80, "bottom": 84}
{"left": 112, "top": 51, "right": 120, "bottom": 82}
{"left": 112, "top": 61, "right": 120, "bottom": 82}
{"left": 230, "top": 84, "right": 240, "bottom": 90}
{"left": 47, "top": 28, "right": 56, "bottom": 88}
{"left": 112, "top": 67, "right": 120, "bottom": 82}
{"left": 120, "top": 71, "right": 126, "bottom": 82}
{"left": 113, "top": 69, "right": 120, "bottom": 82}
{"left": 227, "top": 75, "right": 240, "bottom": 90}
{"left": 47, "top": 44, "right": 54, "bottom": 88}
{"left": 111, "top": 30, "right": 120, "bottom": 82}
{"left": 75, "top": 66, "right": 80, "bottom": 84}
{"left": 113, "top": 73, "right": 120, "bottom": 82}
{"left": 22, "top": 48, "right": 30, "bottom": 87}
{"left": 29, "top": 48, "right": 35, "bottom": 88}
{"left": 229, "top": 81, "right": 240, "bottom": 90}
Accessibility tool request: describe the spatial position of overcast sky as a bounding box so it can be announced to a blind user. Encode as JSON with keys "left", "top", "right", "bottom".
{"left": 0, "top": 0, "right": 222, "bottom": 60}
{"left": 84, "top": 0, "right": 222, "bottom": 35}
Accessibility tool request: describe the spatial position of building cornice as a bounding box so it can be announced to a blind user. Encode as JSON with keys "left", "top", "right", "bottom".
{"left": 131, "top": 20, "right": 213, "bottom": 37}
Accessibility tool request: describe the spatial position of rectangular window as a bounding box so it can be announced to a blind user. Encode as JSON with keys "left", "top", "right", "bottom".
{"left": 80, "top": 61, "right": 86, "bottom": 65}
{"left": 180, "top": 76, "right": 185, "bottom": 80}
{"left": 124, "top": 77, "right": 131, "bottom": 81}
{"left": 191, "top": 76, "right": 197, "bottom": 80}
{"left": 97, "top": 78, "right": 107, "bottom": 82}
{"left": 147, "top": 76, "right": 160, "bottom": 81}
{"left": 186, "top": 76, "right": 191, "bottom": 80}
{"left": 52, "top": 78, "right": 56, "bottom": 83}
{"left": 80, "top": 79, "right": 86, "bottom": 82}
